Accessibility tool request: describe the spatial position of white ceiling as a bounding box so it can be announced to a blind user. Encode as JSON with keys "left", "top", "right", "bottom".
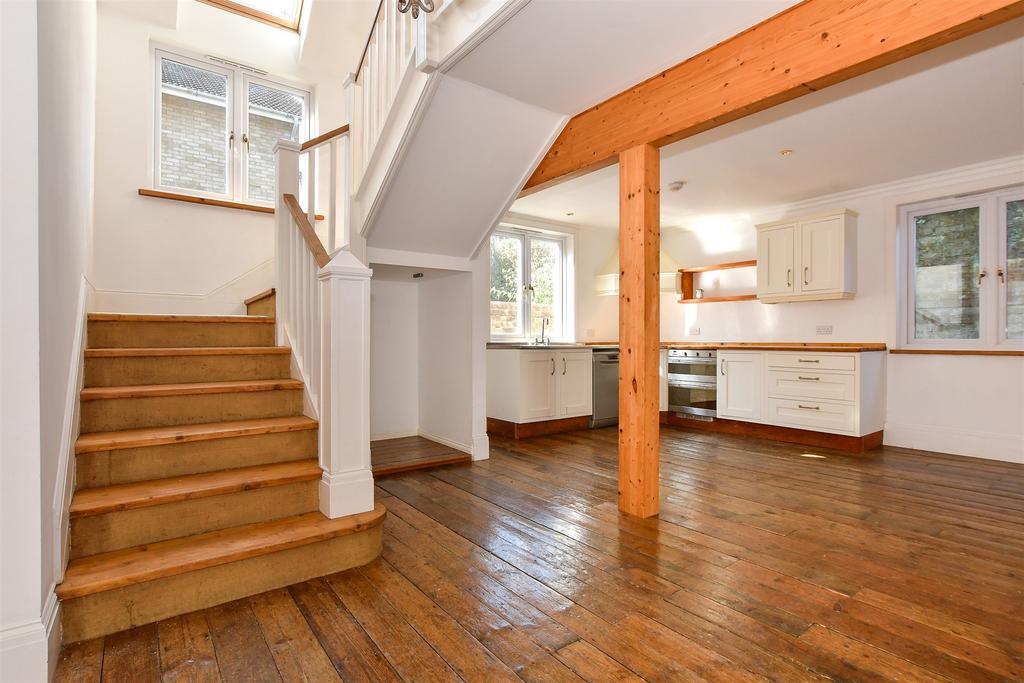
{"left": 510, "top": 19, "right": 1024, "bottom": 230}
{"left": 447, "top": 0, "right": 798, "bottom": 115}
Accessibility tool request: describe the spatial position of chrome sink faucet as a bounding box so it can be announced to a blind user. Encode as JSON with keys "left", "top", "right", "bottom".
{"left": 536, "top": 317, "right": 550, "bottom": 345}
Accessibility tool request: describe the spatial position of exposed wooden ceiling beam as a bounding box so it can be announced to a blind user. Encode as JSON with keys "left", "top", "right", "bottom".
{"left": 522, "top": 0, "right": 1024, "bottom": 193}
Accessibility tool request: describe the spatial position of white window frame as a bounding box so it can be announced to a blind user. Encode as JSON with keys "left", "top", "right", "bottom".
{"left": 489, "top": 226, "right": 574, "bottom": 343}
{"left": 153, "top": 46, "right": 312, "bottom": 206}
{"left": 898, "top": 185, "right": 1024, "bottom": 350}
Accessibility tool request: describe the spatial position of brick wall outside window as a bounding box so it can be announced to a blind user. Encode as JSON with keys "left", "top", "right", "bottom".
{"left": 247, "top": 113, "right": 297, "bottom": 203}
{"left": 160, "top": 93, "right": 228, "bottom": 194}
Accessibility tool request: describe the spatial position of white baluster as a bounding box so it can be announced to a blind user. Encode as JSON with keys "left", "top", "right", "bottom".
{"left": 328, "top": 139, "right": 337, "bottom": 253}
{"left": 306, "top": 151, "right": 316, "bottom": 229}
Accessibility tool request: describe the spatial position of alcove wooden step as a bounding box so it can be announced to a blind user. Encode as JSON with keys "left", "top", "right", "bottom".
{"left": 75, "top": 415, "right": 318, "bottom": 454}
{"left": 80, "top": 378, "right": 303, "bottom": 401}
{"left": 70, "top": 460, "right": 322, "bottom": 518}
{"left": 57, "top": 504, "right": 387, "bottom": 600}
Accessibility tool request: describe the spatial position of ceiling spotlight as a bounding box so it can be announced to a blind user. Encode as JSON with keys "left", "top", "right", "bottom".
{"left": 779, "top": 149, "right": 794, "bottom": 156}
{"left": 668, "top": 181, "right": 686, "bottom": 192}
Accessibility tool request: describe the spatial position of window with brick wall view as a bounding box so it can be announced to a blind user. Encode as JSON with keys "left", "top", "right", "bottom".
{"left": 490, "top": 229, "right": 569, "bottom": 341}
{"left": 902, "top": 186, "right": 1024, "bottom": 349}
{"left": 156, "top": 50, "right": 308, "bottom": 204}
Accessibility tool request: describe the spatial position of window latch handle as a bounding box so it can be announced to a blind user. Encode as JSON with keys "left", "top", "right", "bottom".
{"left": 228, "top": 130, "right": 235, "bottom": 148}
{"left": 997, "top": 267, "right": 1006, "bottom": 284}
{"left": 978, "top": 268, "right": 988, "bottom": 286}
{"left": 242, "top": 133, "right": 250, "bottom": 150}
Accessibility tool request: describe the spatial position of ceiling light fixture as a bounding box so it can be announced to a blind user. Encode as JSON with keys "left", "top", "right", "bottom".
{"left": 668, "top": 181, "right": 686, "bottom": 192}
{"left": 779, "top": 149, "right": 794, "bottom": 156}
{"left": 397, "top": 0, "right": 435, "bottom": 18}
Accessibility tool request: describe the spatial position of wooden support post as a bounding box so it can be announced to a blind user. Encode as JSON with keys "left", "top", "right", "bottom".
{"left": 618, "top": 144, "right": 660, "bottom": 518}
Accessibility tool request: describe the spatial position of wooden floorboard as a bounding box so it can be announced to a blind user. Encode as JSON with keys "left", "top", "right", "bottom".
{"left": 371, "top": 435, "right": 471, "bottom": 477}
{"left": 56, "top": 427, "right": 1024, "bottom": 682}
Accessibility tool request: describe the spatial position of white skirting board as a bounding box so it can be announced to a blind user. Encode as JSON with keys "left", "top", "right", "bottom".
{"left": 0, "top": 591, "right": 60, "bottom": 682}
{"left": 418, "top": 430, "right": 472, "bottom": 457}
{"left": 884, "top": 422, "right": 1024, "bottom": 464}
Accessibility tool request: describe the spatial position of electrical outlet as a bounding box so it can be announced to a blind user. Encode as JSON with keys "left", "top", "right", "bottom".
{"left": 816, "top": 325, "right": 834, "bottom": 336}
{"left": 688, "top": 326, "right": 701, "bottom": 336}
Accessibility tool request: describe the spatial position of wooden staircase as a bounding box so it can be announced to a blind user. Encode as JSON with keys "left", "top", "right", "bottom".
{"left": 57, "top": 306, "right": 384, "bottom": 643}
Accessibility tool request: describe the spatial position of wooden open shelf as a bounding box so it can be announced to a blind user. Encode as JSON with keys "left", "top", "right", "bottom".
{"left": 679, "top": 259, "right": 757, "bottom": 304}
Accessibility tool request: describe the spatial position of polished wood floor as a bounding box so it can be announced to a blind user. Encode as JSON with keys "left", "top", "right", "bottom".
{"left": 371, "top": 435, "right": 471, "bottom": 477}
{"left": 56, "top": 427, "right": 1024, "bottom": 682}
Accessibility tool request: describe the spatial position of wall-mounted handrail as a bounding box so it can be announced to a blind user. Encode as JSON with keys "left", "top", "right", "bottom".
{"left": 282, "top": 194, "right": 330, "bottom": 267}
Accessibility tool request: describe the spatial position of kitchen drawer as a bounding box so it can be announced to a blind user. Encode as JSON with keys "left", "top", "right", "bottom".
{"left": 766, "top": 352, "right": 856, "bottom": 372}
{"left": 766, "top": 398, "right": 857, "bottom": 434}
{"left": 766, "top": 369, "right": 856, "bottom": 402}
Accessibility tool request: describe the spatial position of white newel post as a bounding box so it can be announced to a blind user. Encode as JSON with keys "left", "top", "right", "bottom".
{"left": 318, "top": 251, "right": 375, "bottom": 518}
{"left": 274, "top": 139, "right": 301, "bottom": 346}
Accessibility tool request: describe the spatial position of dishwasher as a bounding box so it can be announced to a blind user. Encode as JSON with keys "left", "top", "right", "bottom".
{"left": 590, "top": 347, "right": 619, "bottom": 428}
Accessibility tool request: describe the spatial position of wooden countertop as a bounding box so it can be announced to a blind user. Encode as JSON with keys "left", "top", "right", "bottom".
{"left": 585, "top": 342, "right": 887, "bottom": 352}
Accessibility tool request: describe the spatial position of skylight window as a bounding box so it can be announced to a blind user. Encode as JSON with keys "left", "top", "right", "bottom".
{"left": 199, "top": 0, "right": 304, "bottom": 31}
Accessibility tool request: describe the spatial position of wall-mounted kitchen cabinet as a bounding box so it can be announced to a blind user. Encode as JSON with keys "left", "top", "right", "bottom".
{"left": 756, "top": 209, "right": 857, "bottom": 303}
{"left": 487, "top": 348, "right": 594, "bottom": 424}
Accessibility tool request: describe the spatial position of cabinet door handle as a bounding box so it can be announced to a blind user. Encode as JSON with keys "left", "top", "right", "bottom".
{"left": 550, "top": 358, "right": 555, "bottom": 376}
{"left": 786, "top": 268, "right": 792, "bottom": 288}
{"left": 803, "top": 266, "right": 809, "bottom": 285}
{"left": 721, "top": 361, "right": 726, "bottom": 376}
{"left": 797, "top": 376, "right": 819, "bottom": 381}
{"left": 562, "top": 358, "right": 567, "bottom": 375}
{"left": 797, "top": 359, "right": 820, "bottom": 363}
{"left": 797, "top": 404, "right": 820, "bottom": 410}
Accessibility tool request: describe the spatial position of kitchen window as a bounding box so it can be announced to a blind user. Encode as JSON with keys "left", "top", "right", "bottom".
{"left": 490, "top": 227, "right": 572, "bottom": 341}
{"left": 899, "top": 186, "right": 1023, "bottom": 349}
{"left": 154, "top": 48, "right": 310, "bottom": 205}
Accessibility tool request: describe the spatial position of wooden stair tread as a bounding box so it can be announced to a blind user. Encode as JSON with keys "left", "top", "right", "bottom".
{"left": 244, "top": 288, "right": 276, "bottom": 305}
{"left": 57, "top": 504, "right": 387, "bottom": 599}
{"left": 81, "top": 378, "right": 303, "bottom": 401}
{"left": 75, "top": 416, "right": 318, "bottom": 454}
{"left": 70, "top": 460, "right": 322, "bottom": 518}
{"left": 88, "top": 313, "right": 275, "bottom": 324}
{"left": 85, "top": 346, "right": 290, "bottom": 358}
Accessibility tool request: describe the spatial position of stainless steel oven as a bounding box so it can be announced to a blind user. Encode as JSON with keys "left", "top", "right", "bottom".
{"left": 667, "top": 349, "right": 717, "bottom": 417}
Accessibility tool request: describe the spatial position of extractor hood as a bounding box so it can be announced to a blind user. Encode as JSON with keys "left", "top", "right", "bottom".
{"left": 594, "top": 248, "right": 681, "bottom": 296}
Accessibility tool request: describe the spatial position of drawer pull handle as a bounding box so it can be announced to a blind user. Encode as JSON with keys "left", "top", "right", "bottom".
{"left": 797, "top": 376, "right": 820, "bottom": 381}
{"left": 797, "top": 359, "right": 820, "bottom": 363}
{"left": 797, "top": 404, "right": 820, "bottom": 410}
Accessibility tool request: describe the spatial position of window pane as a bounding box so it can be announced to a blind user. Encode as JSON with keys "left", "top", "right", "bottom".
{"left": 231, "top": 0, "right": 301, "bottom": 23}
{"left": 529, "top": 238, "right": 562, "bottom": 339}
{"left": 160, "top": 59, "right": 228, "bottom": 195}
{"left": 247, "top": 82, "right": 305, "bottom": 202}
{"left": 490, "top": 234, "right": 523, "bottom": 337}
{"left": 1007, "top": 199, "right": 1024, "bottom": 340}
{"left": 913, "top": 207, "right": 981, "bottom": 340}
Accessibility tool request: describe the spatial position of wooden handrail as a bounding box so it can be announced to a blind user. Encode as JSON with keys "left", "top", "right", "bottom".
{"left": 282, "top": 194, "right": 330, "bottom": 268}
{"left": 355, "top": 0, "right": 385, "bottom": 80}
{"left": 300, "top": 124, "right": 350, "bottom": 152}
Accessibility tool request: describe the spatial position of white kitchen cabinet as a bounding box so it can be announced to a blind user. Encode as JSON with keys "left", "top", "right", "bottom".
{"left": 757, "top": 210, "right": 857, "bottom": 303}
{"left": 487, "top": 348, "right": 593, "bottom": 424}
{"left": 519, "top": 352, "right": 558, "bottom": 420}
{"left": 717, "top": 351, "right": 762, "bottom": 422}
{"left": 559, "top": 351, "right": 593, "bottom": 416}
{"left": 756, "top": 223, "right": 797, "bottom": 297}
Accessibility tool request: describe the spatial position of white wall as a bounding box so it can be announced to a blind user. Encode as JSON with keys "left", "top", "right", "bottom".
{"left": 0, "top": 1, "right": 45, "bottom": 678}
{"left": 418, "top": 271, "right": 474, "bottom": 452}
{"left": 91, "top": 1, "right": 348, "bottom": 313}
{"left": 36, "top": 0, "right": 98, "bottom": 669}
{"left": 572, "top": 158, "right": 1024, "bottom": 463}
{"left": 370, "top": 279, "right": 419, "bottom": 439}
{"left": 574, "top": 226, "right": 618, "bottom": 342}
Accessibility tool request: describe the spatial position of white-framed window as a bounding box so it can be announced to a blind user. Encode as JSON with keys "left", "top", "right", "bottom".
{"left": 154, "top": 47, "right": 310, "bottom": 205}
{"left": 490, "top": 227, "right": 573, "bottom": 342}
{"left": 899, "top": 185, "right": 1024, "bottom": 349}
